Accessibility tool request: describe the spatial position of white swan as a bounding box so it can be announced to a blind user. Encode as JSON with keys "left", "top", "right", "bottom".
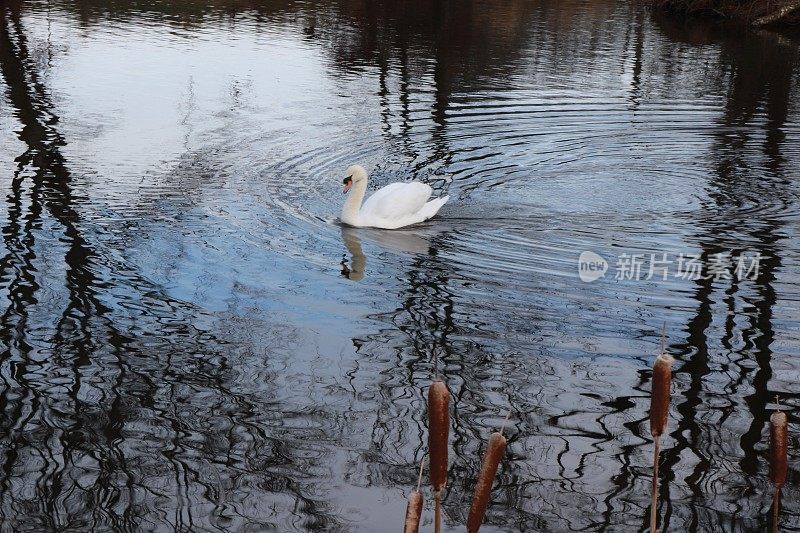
{"left": 340, "top": 165, "right": 449, "bottom": 229}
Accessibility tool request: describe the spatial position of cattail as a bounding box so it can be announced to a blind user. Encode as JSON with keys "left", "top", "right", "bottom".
{"left": 403, "top": 459, "right": 425, "bottom": 533}
{"left": 467, "top": 431, "right": 507, "bottom": 533}
{"left": 428, "top": 380, "right": 450, "bottom": 493}
{"left": 649, "top": 353, "right": 673, "bottom": 438}
{"left": 650, "top": 330, "right": 672, "bottom": 533}
{"left": 770, "top": 410, "right": 788, "bottom": 487}
{"left": 404, "top": 493, "right": 422, "bottom": 533}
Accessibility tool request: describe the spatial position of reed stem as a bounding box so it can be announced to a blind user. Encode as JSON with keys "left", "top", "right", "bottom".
{"left": 772, "top": 486, "right": 781, "bottom": 533}
{"left": 434, "top": 491, "right": 442, "bottom": 533}
{"left": 416, "top": 456, "right": 425, "bottom": 492}
{"left": 500, "top": 409, "right": 512, "bottom": 437}
{"left": 650, "top": 434, "right": 661, "bottom": 532}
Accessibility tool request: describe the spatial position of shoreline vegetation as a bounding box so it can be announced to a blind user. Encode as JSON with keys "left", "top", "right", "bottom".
{"left": 654, "top": 0, "right": 800, "bottom": 25}
{"left": 403, "top": 338, "right": 792, "bottom": 532}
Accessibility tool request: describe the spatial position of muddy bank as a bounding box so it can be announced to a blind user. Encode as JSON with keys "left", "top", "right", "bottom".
{"left": 654, "top": 0, "right": 800, "bottom": 25}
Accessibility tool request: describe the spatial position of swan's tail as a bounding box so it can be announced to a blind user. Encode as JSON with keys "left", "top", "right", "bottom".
{"left": 420, "top": 195, "right": 449, "bottom": 221}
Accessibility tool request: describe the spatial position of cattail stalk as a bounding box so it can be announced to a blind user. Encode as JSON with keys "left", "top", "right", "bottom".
{"left": 403, "top": 458, "right": 425, "bottom": 533}
{"left": 650, "top": 437, "right": 661, "bottom": 533}
{"left": 467, "top": 428, "right": 508, "bottom": 533}
{"left": 649, "top": 344, "right": 673, "bottom": 533}
{"left": 434, "top": 492, "right": 442, "bottom": 533}
{"left": 770, "top": 404, "right": 788, "bottom": 533}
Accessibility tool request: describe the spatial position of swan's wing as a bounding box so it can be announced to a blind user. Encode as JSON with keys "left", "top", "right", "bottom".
{"left": 360, "top": 182, "right": 433, "bottom": 220}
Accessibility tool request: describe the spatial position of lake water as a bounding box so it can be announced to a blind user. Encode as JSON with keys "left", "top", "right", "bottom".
{"left": 1, "top": 1, "right": 799, "bottom": 531}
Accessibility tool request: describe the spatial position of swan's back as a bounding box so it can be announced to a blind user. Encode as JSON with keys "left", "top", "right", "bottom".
{"left": 359, "top": 182, "right": 432, "bottom": 221}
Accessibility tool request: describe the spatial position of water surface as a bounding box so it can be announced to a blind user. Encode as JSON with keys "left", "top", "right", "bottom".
{"left": 1, "top": 1, "right": 800, "bottom": 531}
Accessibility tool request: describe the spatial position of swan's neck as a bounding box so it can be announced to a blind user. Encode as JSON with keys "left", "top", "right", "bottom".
{"left": 342, "top": 178, "right": 367, "bottom": 224}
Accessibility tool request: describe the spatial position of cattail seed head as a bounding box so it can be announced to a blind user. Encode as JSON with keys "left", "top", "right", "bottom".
{"left": 649, "top": 353, "right": 673, "bottom": 438}
{"left": 428, "top": 380, "right": 450, "bottom": 492}
{"left": 467, "top": 432, "right": 507, "bottom": 533}
{"left": 403, "top": 491, "right": 423, "bottom": 533}
{"left": 770, "top": 410, "right": 788, "bottom": 487}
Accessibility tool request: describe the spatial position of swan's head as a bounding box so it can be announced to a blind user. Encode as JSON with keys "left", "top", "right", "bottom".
{"left": 343, "top": 165, "right": 367, "bottom": 194}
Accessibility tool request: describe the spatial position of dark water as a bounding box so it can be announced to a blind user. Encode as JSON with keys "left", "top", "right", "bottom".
{"left": 1, "top": 0, "right": 799, "bottom": 531}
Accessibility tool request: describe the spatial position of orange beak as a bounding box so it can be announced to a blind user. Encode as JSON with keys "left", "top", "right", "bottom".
{"left": 343, "top": 176, "right": 353, "bottom": 194}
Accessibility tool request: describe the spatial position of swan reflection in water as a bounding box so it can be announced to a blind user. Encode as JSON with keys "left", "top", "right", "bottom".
{"left": 340, "top": 225, "right": 434, "bottom": 281}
